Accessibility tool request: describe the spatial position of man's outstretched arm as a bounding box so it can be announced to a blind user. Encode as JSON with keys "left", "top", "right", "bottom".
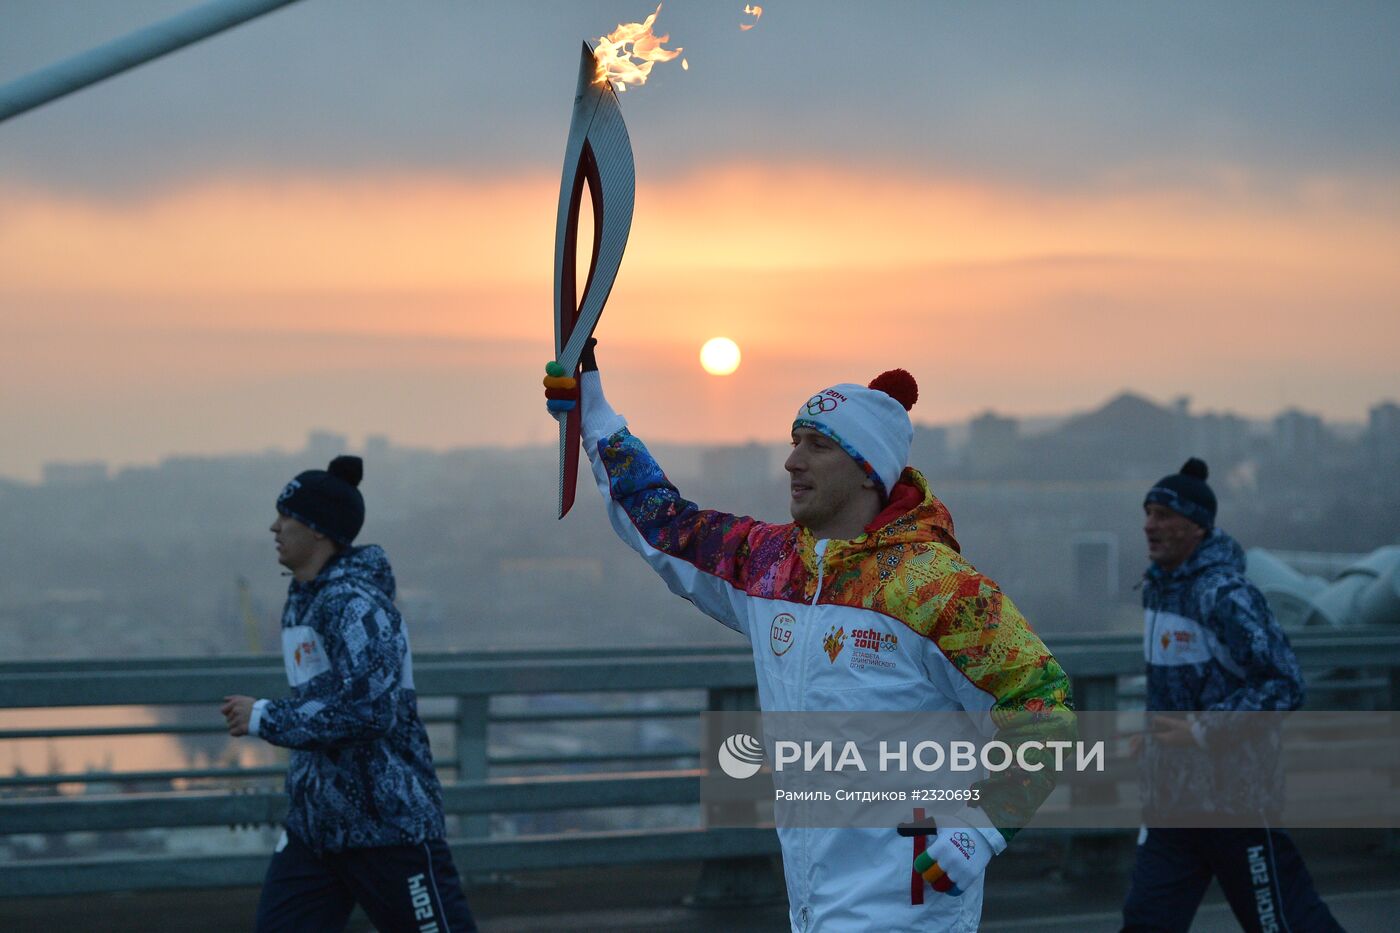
{"left": 547, "top": 343, "right": 787, "bottom": 636}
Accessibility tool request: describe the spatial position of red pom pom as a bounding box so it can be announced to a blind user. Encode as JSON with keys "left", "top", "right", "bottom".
{"left": 868, "top": 369, "right": 918, "bottom": 411}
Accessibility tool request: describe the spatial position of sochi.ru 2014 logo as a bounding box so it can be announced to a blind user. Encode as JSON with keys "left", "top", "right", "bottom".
{"left": 718, "top": 733, "right": 765, "bottom": 780}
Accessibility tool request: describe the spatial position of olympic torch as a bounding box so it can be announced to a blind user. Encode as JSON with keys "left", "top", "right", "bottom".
{"left": 549, "top": 40, "right": 636, "bottom": 518}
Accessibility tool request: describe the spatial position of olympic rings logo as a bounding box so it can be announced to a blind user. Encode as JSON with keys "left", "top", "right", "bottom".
{"left": 805, "top": 395, "right": 839, "bottom": 416}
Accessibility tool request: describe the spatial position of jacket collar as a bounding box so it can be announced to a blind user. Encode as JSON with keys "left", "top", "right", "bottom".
{"left": 798, "top": 467, "right": 960, "bottom": 563}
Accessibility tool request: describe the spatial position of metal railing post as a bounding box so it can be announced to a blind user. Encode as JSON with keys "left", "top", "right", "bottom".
{"left": 1387, "top": 665, "right": 1400, "bottom": 855}
{"left": 1064, "top": 673, "right": 1124, "bottom": 879}
{"left": 455, "top": 694, "right": 490, "bottom": 839}
{"left": 688, "top": 683, "right": 782, "bottom": 908}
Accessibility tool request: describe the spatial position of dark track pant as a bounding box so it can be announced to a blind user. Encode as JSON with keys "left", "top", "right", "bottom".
{"left": 1121, "top": 827, "right": 1344, "bottom": 933}
{"left": 255, "top": 831, "right": 476, "bottom": 933}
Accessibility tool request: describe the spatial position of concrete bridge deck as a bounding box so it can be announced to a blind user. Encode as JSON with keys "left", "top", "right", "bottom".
{"left": 3, "top": 830, "right": 1394, "bottom": 932}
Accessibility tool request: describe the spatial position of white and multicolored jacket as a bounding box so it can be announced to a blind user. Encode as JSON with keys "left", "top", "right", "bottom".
{"left": 579, "top": 373, "right": 1073, "bottom": 932}
{"left": 250, "top": 545, "right": 446, "bottom": 853}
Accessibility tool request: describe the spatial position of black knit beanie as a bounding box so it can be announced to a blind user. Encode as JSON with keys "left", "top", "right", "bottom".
{"left": 1144, "top": 457, "right": 1216, "bottom": 529}
{"left": 276, "top": 455, "right": 365, "bottom": 545}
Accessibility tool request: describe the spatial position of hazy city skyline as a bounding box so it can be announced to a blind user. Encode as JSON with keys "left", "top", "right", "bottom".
{"left": 12, "top": 388, "right": 1396, "bottom": 486}
{"left": 4, "top": 383, "right": 1395, "bottom": 671}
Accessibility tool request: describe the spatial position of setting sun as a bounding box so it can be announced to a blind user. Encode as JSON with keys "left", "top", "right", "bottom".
{"left": 699, "top": 337, "right": 741, "bottom": 376}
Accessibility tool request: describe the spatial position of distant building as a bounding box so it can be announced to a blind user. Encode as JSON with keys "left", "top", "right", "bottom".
{"left": 1188, "top": 412, "right": 1253, "bottom": 464}
{"left": 1272, "top": 408, "right": 1328, "bottom": 459}
{"left": 967, "top": 412, "right": 1018, "bottom": 473}
{"left": 1071, "top": 532, "right": 1119, "bottom": 629}
{"left": 364, "top": 434, "right": 392, "bottom": 462}
{"left": 1370, "top": 401, "right": 1400, "bottom": 436}
{"left": 910, "top": 425, "right": 950, "bottom": 473}
{"left": 41, "top": 461, "right": 107, "bottom": 486}
{"left": 305, "top": 429, "right": 350, "bottom": 462}
{"left": 1025, "top": 392, "right": 1183, "bottom": 480}
{"left": 1365, "top": 401, "right": 1400, "bottom": 466}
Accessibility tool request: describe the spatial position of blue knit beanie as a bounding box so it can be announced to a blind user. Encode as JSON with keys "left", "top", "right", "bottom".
{"left": 276, "top": 455, "right": 365, "bottom": 545}
{"left": 1144, "top": 457, "right": 1216, "bottom": 529}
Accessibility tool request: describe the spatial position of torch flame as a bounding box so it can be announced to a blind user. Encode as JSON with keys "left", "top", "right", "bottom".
{"left": 740, "top": 4, "right": 763, "bottom": 30}
{"left": 593, "top": 3, "right": 683, "bottom": 93}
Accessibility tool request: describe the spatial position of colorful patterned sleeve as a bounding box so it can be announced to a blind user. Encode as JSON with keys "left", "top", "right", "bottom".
{"left": 924, "top": 555, "right": 1076, "bottom": 845}
{"left": 588, "top": 428, "right": 785, "bottom": 637}
{"left": 258, "top": 586, "right": 406, "bottom": 751}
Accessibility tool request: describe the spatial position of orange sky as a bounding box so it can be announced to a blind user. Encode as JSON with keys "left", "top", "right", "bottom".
{"left": 2, "top": 163, "right": 1398, "bottom": 479}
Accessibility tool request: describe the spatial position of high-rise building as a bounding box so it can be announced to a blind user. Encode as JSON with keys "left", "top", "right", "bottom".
{"left": 1272, "top": 409, "right": 1328, "bottom": 459}
{"left": 967, "top": 412, "right": 1018, "bottom": 473}
{"left": 306, "top": 429, "right": 350, "bottom": 463}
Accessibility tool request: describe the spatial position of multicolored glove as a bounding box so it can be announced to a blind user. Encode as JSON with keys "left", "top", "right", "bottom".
{"left": 913, "top": 825, "right": 995, "bottom": 897}
{"left": 543, "top": 360, "right": 578, "bottom": 417}
{"left": 543, "top": 339, "right": 598, "bottom": 420}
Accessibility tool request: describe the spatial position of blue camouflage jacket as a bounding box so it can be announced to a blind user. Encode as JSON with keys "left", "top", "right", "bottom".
{"left": 1141, "top": 529, "right": 1304, "bottom": 819}
{"left": 1142, "top": 529, "right": 1304, "bottom": 716}
{"left": 255, "top": 545, "right": 446, "bottom": 853}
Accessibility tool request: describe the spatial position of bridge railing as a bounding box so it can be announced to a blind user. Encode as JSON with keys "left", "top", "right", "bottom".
{"left": 1, "top": 628, "right": 1397, "bottom": 898}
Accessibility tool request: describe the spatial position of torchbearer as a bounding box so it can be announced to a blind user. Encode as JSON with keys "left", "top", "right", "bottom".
{"left": 544, "top": 345, "right": 1076, "bottom": 931}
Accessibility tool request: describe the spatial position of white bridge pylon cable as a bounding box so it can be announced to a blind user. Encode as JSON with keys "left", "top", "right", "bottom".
{"left": 0, "top": 0, "right": 304, "bottom": 124}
